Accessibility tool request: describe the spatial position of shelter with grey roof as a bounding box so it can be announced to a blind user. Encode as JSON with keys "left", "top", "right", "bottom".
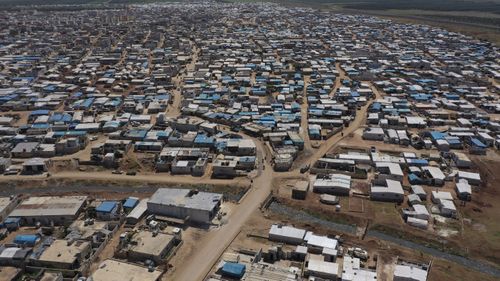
{"left": 147, "top": 189, "right": 222, "bottom": 223}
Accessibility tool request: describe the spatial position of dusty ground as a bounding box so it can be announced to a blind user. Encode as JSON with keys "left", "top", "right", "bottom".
{"left": 264, "top": 204, "right": 499, "bottom": 281}
{"left": 459, "top": 153, "right": 500, "bottom": 266}
{"left": 207, "top": 205, "right": 499, "bottom": 281}
{"left": 273, "top": 148, "right": 500, "bottom": 269}
{"left": 429, "top": 259, "right": 498, "bottom": 281}
{"left": 88, "top": 224, "right": 125, "bottom": 274}
{"left": 161, "top": 227, "right": 205, "bottom": 279}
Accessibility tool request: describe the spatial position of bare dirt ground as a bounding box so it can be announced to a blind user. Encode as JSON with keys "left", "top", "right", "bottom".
{"left": 255, "top": 202, "right": 499, "bottom": 281}
{"left": 459, "top": 153, "right": 500, "bottom": 266}
{"left": 165, "top": 135, "right": 275, "bottom": 281}
{"left": 162, "top": 227, "right": 205, "bottom": 279}
{"left": 349, "top": 197, "right": 365, "bottom": 213}
{"left": 1, "top": 170, "right": 250, "bottom": 187}
{"left": 272, "top": 152, "right": 500, "bottom": 270}
{"left": 89, "top": 224, "right": 125, "bottom": 274}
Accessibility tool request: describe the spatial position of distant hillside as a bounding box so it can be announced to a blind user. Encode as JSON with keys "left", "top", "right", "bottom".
{"left": 340, "top": 0, "right": 500, "bottom": 14}
{"left": 268, "top": 0, "right": 500, "bottom": 14}
{"left": 0, "top": 0, "right": 499, "bottom": 14}
{"left": 0, "top": 0, "right": 177, "bottom": 6}
{"left": 0, "top": 0, "right": 104, "bottom": 5}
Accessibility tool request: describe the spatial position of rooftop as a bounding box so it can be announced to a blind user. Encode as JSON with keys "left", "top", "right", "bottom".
{"left": 9, "top": 196, "right": 87, "bottom": 218}
{"left": 91, "top": 259, "right": 162, "bottom": 281}
{"left": 148, "top": 189, "right": 222, "bottom": 211}
{"left": 130, "top": 231, "right": 175, "bottom": 257}
{"left": 38, "top": 239, "right": 90, "bottom": 265}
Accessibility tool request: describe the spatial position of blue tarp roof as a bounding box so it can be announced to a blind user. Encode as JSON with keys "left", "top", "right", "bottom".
{"left": 124, "top": 198, "right": 139, "bottom": 209}
{"left": 411, "top": 93, "right": 432, "bottom": 101}
{"left": 104, "top": 121, "right": 120, "bottom": 128}
{"left": 371, "top": 102, "right": 382, "bottom": 111}
{"left": 444, "top": 94, "right": 460, "bottom": 100}
{"left": 430, "top": 131, "right": 446, "bottom": 140}
{"left": 96, "top": 201, "right": 118, "bottom": 213}
{"left": 126, "top": 130, "right": 148, "bottom": 139}
{"left": 406, "top": 159, "right": 429, "bottom": 166}
{"left": 53, "top": 131, "right": 87, "bottom": 137}
{"left": 30, "top": 109, "right": 50, "bottom": 116}
{"left": 221, "top": 262, "right": 246, "bottom": 278}
{"left": 238, "top": 156, "right": 256, "bottom": 162}
{"left": 31, "top": 123, "right": 50, "bottom": 129}
{"left": 195, "top": 135, "right": 215, "bottom": 144}
{"left": 14, "top": 234, "right": 39, "bottom": 245}
{"left": 49, "top": 113, "right": 72, "bottom": 123}
{"left": 445, "top": 137, "right": 461, "bottom": 145}
{"left": 471, "top": 138, "right": 486, "bottom": 148}
{"left": 3, "top": 217, "right": 21, "bottom": 224}
{"left": 408, "top": 173, "right": 424, "bottom": 184}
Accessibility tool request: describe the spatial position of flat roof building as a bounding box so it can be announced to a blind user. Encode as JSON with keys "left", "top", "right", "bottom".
{"left": 269, "top": 224, "right": 306, "bottom": 245}
{"left": 0, "top": 197, "right": 18, "bottom": 222}
{"left": 306, "top": 255, "right": 339, "bottom": 280}
{"left": 0, "top": 266, "right": 22, "bottom": 281}
{"left": 8, "top": 196, "right": 87, "bottom": 226}
{"left": 128, "top": 231, "right": 176, "bottom": 263}
{"left": 371, "top": 179, "right": 404, "bottom": 203}
{"left": 313, "top": 174, "right": 351, "bottom": 196}
{"left": 91, "top": 259, "right": 162, "bottom": 281}
{"left": 393, "top": 264, "right": 428, "bottom": 281}
{"left": 35, "top": 239, "right": 91, "bottom": 270}
{"left": 147, "top": 189, "right": 222, "bottom": 223}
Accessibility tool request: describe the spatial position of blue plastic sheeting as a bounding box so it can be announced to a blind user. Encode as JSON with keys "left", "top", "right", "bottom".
{"left": 123, "top": 198, "right": 139, "bottom": 209}
{"left": 370, "top": 102, "right": 382, "bottom": 111}
{"left": 49, "top": 113, "right": 72, "bottom": 123}
{"left": 430, "top": 131, "right": 446, "bottom": 141}
{"left": 14, "top": 234, "right": 39, "bottom": 246}
{"left": 30, "top": 109, "right": 50, "bottom": 116}
{"left": 221, "top": 262, "right": 246, "bottom": 279}
{"left": 406, "top": 159, "right": 429, "bottom": 166}
{"left": 408, "top": 173, "right": 424, "bottom": 185}
{"left": 195, "top": 135, "right": 215, "bottom": 144}
{"left": 52, "top": 131, "right": 87, "bottom": 137}
{"left": 96, "top": 201, "right": 118, "bottom": 213}
{"left": 470, "top": 138, "right": 486, "bottom": 148}
{"left": 31, "top": 123, "right": 50, "bottom": 129}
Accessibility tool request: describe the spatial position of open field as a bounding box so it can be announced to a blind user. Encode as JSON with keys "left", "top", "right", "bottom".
{"left": 0, "top": 0, "right": 180, "bottom": 7}
{"left": 253, "top": 203, "right": 500, "bottom": 281}
{"left": 228, "top": 0, "right": 500, "bottom": 44}
{"left": 1, "top": 0, "right": 498, "bottom": 43}
{"left": 343, "top": 9, "right": 500, "bottom": 45}
{"left": 0, "top": 176, "right": 250, "bottom": 202}
{"left": 271, "top": 148, "right": 500, "bottom": 269}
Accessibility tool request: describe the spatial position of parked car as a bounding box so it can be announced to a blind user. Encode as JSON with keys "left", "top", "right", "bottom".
{"left": 300, "top": 164, "right": 310, "bottom": 173}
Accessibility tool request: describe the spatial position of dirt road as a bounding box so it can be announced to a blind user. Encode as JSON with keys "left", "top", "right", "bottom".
{"left": 169, "top": 80, "right": 372, "bottom": 280}
{"left": 297, "top": 100, "right": 370, "bottom": 168}
{"left": 168, "top": 134, "right": 274, "bottom": 281}
{"left": 0, "top": 170, "right": 248, "bottom": 187}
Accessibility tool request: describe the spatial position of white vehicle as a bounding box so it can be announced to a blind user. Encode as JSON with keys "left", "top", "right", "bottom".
{"left": 348, "top": 247, "right": 369, "bottom": 260}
